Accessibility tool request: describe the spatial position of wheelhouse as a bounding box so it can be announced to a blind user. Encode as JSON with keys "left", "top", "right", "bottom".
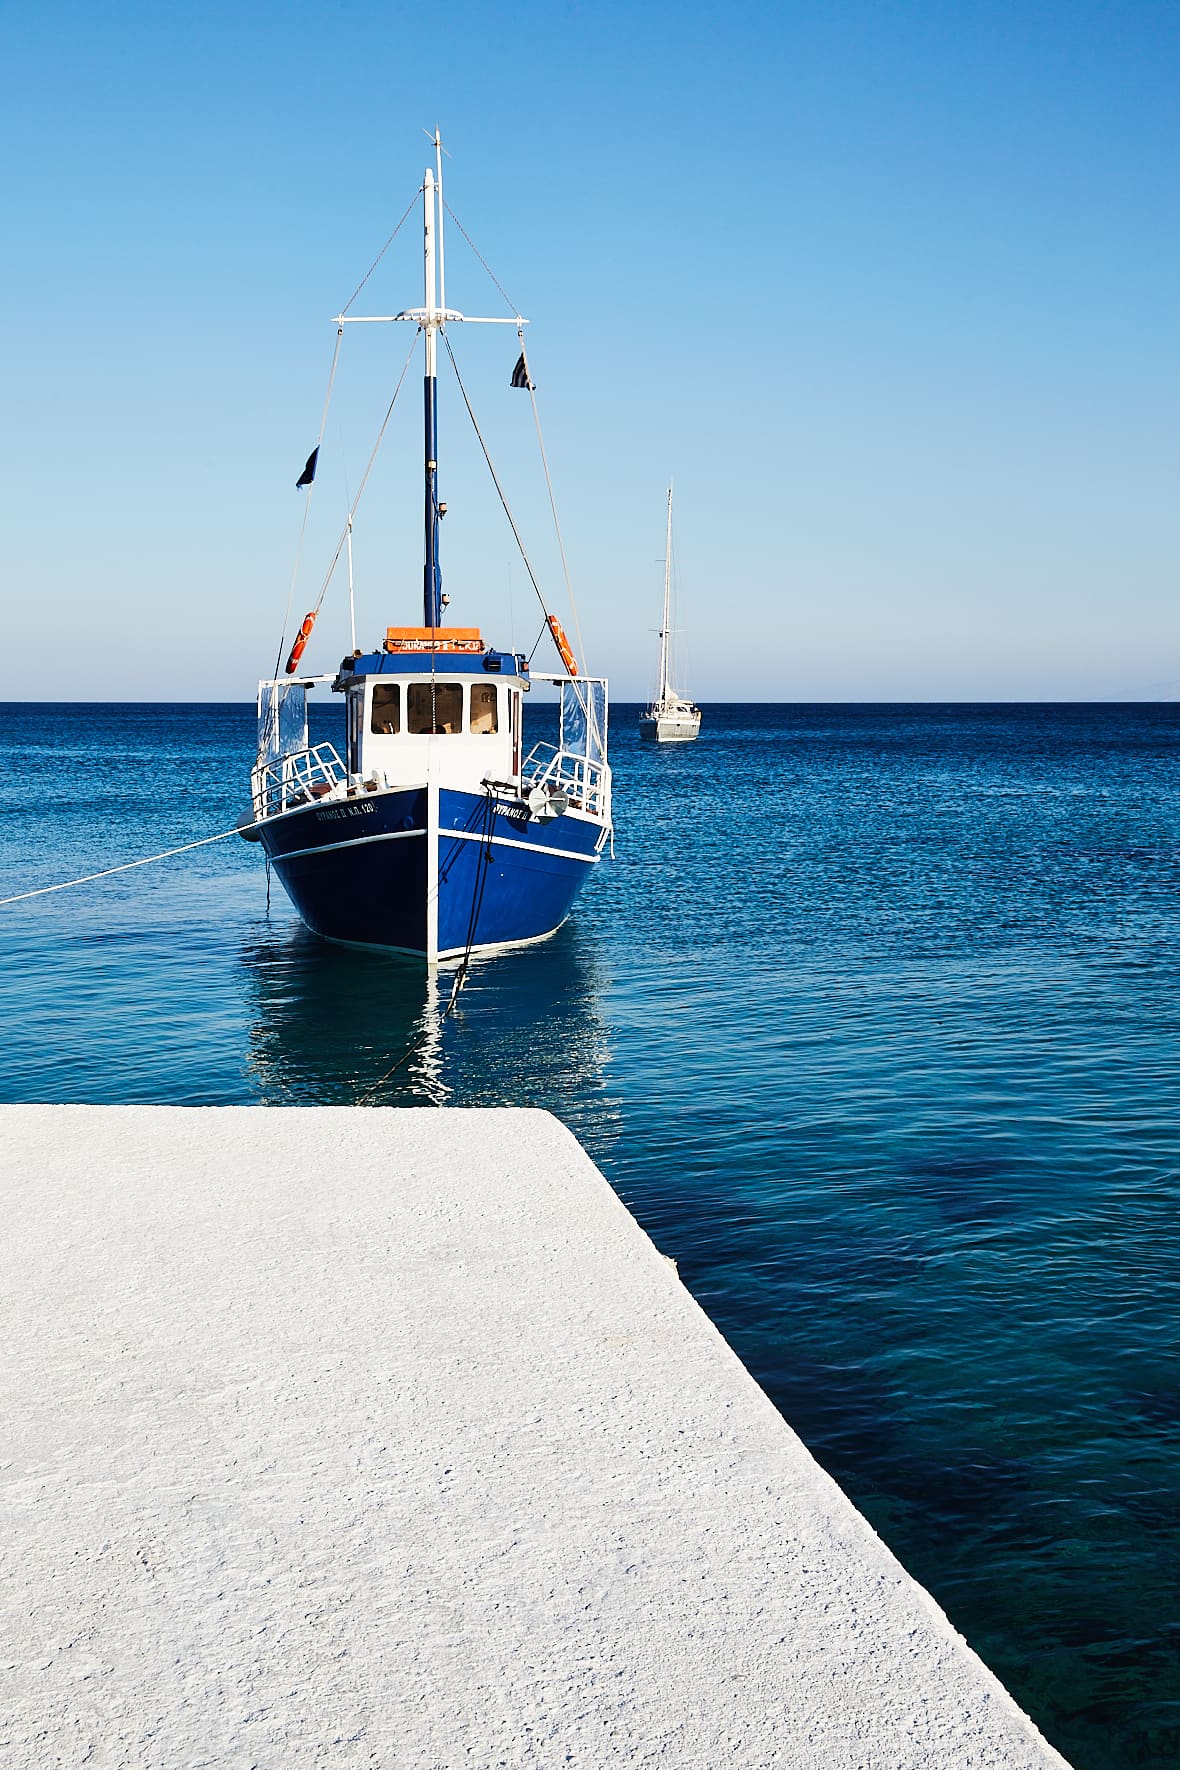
{"left": 253, "top": 626, "right": 610, "bottom": 827}
{"left": 334, "top": 629, "right": 528, "bottom": 793}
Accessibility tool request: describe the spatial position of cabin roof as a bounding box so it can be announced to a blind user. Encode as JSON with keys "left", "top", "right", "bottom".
{"left": 336, "top": 647, "right": 528, "bottom": 684}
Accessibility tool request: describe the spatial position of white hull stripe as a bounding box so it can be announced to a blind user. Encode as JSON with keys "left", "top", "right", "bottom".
{"left": 274, "top": 824, "right": 600, "bottom": 868}
{"left": 274, "top": 828, "right": 426, "bottom": 863}
{"left": 440, "top": 826, "right": 600, "bottom": 864}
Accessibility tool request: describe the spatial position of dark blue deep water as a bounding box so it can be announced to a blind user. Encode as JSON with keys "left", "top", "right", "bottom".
{"left": 3, "top": 701, "right": 1179, "bottom": 1769}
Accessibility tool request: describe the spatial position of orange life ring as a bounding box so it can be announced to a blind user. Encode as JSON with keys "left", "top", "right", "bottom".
{"left": 547, "top": 613, "right": 578, "bottom": 677}
{"left": 285, "top": 611, "right": 317, "bottom": 674}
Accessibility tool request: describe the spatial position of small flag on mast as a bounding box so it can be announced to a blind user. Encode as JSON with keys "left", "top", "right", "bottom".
{"left": 510, "top": 353, "right": 534, "bottom": 391}
{"left": 295, "top": 447, "right": 319, "bottom": 489}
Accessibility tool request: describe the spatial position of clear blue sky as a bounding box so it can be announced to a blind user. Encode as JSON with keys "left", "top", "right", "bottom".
{"left": 2, "top": 0, "right": 1176, "bottom": 701}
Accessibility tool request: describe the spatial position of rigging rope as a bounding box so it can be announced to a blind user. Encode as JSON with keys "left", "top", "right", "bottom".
{"left": 304, "top": 329, "right": 420, "bottom": 623}
{"left": 0, "top": 830, "right": 242, "bottom": 907}
{"left": 438, "top": 206, "right": 587, "bottom": 668}
{"left": 441, "top": 200, "right": 519, "bottom": 315}
{"left": 441, "top": 332, "right": 551, "bottom": 626}
{"left": 341, "top": 192, "right": 419, "bottom": 316}
{"left": 438, "top": 204, "right": 586, "bottom": 666}
{"left": 271, "top": 187, "right": 418, "bottom": 684}
{"left": 518, "top": 333, "right": 587, "bottom": 672}
{"left": 273, "top": 326, "right": 345, "bottom": 683}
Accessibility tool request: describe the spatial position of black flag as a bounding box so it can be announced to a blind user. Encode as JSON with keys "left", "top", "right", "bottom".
{"left": 510, "top": 353, "right": 534, "bottom": 391}
{"left": 295, "top": 447, "right": 319, "bottom": 489}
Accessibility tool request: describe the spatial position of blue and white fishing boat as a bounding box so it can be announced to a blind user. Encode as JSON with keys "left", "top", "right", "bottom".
{"left": 242, "top": 137, "right": 611, "bottom": 962}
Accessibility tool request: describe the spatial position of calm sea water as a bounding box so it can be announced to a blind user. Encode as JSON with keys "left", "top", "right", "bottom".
{"left": 3, "top": 700, "right": 1179, "bottom": 1769}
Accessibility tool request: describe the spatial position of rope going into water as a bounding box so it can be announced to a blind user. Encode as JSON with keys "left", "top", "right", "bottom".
{"left": 0, "top": 830, "right": 243, "bottom": 907}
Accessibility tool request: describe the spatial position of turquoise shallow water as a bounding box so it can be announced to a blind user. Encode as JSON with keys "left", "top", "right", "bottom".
{"left": 3, "top": 700, "right": 1179, "bottom": 1769}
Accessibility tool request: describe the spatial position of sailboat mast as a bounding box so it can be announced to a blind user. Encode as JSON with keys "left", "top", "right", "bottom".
{"left": 657, "top": 485, "right": 673, "bottom": 703}
{"left": 346, "top": 512, "right": 356, "bottom": 652}
{"left": 422, "top": 167, "right": 442, "bottom": 628}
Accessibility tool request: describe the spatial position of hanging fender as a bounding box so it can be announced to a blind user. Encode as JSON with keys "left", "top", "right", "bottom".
{"left": 285, "top": 611, "right": 317, "bottom": 674}
{"left": 547, "top": 614, "right": 578, "bottom": 677}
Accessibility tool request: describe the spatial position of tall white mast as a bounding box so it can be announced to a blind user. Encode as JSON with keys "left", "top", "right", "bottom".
{"left": 423, "top": 167, "right": 437, "bottom": 380}
{"left": 422, "top": 166, "right": 441, "bottom": 623}
{"left": 657, "top": 485, "right": 673, "bottom": 704}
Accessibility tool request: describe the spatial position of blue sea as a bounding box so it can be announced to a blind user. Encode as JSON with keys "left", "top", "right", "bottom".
{"left": 3, "top": 700, "right": 1179, "bottom": 1770}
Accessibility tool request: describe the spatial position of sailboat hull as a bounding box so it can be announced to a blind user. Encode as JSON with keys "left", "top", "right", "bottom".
{"left": 639, "top": 710, "right": 702, "bottom": 743}
{"left": 258, "top": 785, "right": 604, "bottom": 960}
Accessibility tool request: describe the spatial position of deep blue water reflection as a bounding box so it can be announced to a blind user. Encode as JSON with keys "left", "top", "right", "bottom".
{"left": 3, "top": 700, "right": 1180, "bottom": 1770}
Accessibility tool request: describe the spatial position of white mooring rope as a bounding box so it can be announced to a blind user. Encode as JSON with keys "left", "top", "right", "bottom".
{"left": 0, "top": 829, "right": 242, "bottom": 906}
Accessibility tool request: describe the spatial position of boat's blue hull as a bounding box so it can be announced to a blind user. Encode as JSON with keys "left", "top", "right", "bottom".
{"left": 257, "top": 785, "right": 604, "bottom": 959}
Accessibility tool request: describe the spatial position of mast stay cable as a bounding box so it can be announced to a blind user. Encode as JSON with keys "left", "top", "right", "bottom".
{"left": 272, "top": 325, "right": 344, "bottom": 683}
{"left": 441, "top": 331, "right": 552, "bottom": 628}
{"left": 519, "top": 332, "right": 587, "bottom": 675}
{"left": 442, "top": 198, "right": 588, "bottom": 669}
{"left": 304, "top": 329, "right": 420, "bottom": 623}
{"left": 272, "top": 190, "right": 420, "bottom": 682}
{"left": 340, "top": 192, "right": 420, "bottom": 317}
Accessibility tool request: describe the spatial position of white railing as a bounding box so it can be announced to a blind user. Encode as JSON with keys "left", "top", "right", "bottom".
{"left": 252, "top": 743, "right": 348, "bottom": 820}
{"left": 521, "top": 741, "right": 611, "bottom": 822}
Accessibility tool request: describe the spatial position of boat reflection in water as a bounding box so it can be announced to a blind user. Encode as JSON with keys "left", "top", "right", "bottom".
{"left": 239, "top": 915, "right": 618, "bottom": 1143}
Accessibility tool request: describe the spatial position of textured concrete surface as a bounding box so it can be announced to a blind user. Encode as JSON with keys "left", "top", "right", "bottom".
{"left": 0, "top": 1105, "right": 1070, "bottom": 1768}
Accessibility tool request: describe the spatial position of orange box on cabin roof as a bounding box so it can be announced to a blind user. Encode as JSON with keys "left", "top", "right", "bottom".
{"left": 384, "top": 627, "right": 485, "bottom": 653}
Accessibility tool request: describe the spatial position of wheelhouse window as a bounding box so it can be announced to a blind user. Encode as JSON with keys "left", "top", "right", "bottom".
{"left": 469, "top": 684, "right": 499, "bottom": 734}
{"left": 370, "top": 684, "right": 401, "bottom": 734}
{"left": 347, "top": 690, "right": 362, "bottom": 772}
{"left": 406, "top": 681, "right": 464, "bottom": 734}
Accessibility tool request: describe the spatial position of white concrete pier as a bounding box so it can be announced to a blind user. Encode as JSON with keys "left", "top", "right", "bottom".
{"left": 1, "top": 1106, "right": 1070, "bottom": 1768}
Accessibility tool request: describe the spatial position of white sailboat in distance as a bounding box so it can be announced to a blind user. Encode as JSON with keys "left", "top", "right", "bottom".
{"left": 639, "top": 486, "right": 701, "bottom": 743}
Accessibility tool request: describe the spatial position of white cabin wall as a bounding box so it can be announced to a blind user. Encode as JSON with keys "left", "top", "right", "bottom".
{"left": 355, "top": 675, "right": 518, "bottom": 792}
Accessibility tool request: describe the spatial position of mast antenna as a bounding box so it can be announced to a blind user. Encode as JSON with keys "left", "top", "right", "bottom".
{"left": 429, "top": 127, "right": 447, "bottom": 315}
